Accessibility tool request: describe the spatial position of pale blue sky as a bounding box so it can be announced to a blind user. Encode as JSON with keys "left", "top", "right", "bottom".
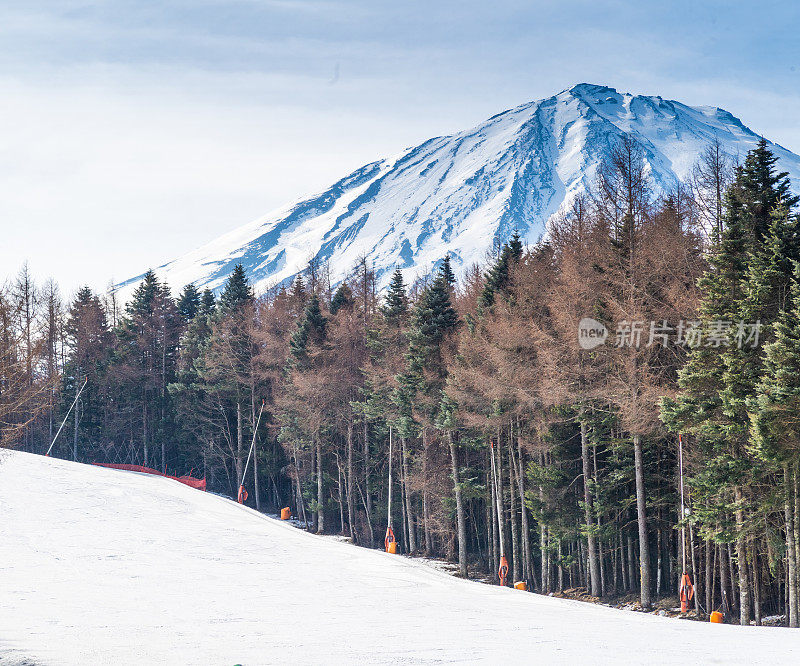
{"left": 2, "top": 0, "right": 799, "bottom": 292}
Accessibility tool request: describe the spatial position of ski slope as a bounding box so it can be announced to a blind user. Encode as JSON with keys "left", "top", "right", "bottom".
{"left": 1, "top": 450, "right": 797, "bottom": 665}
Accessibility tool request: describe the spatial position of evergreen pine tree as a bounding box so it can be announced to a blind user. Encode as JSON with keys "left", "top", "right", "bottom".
{"left": 62, "top": 286, "right": 112, "bottom": 461}
{"left": 440, "top": 254, "right": 456, "bottom": 287}
{"left": 289, "top": 276, "right": 308, "bottom": 316}
{"left": 126, "top": 270, "right": 160, "bottom": 319}
{"left": 750, "top": 261, "right": 800, "bottom": 627}
{"left": 663, "top": 142, "right": 798, "bottom": 625}
{"left": 477, "top": 233, "right": 524, "bottom": 312}
{"left": 739, "top": 138, "right": 799, "bottom": 244}
{"left": 289, "top": 294, "right": 328, "bottom": 365}
{"left": 329, "top": 283, "right": 353, "bottom": 315}
{"left": 507, "top": 230, "right": 523, "bottom": 260}
{"left": 383, "top": 268, "right": 408, "bottom": 325}
{"left": 751, "top": 262, "right": 800, "bottom": 459}
{"left": 400, "top": 258, "right": 460, "bottom": 430}
{"left": 200, "top": 289, "right": 216, "bottom": 316}
{"left": 219, "top": 264, "right": 254, "bottom": 312}
{"left": 177, "top": 284, "right": 201, "bottom": 322}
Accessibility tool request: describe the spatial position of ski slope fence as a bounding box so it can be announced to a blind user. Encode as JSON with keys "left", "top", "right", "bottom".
{"left": 91, "top": 463, "right": 206, "bottom": 491}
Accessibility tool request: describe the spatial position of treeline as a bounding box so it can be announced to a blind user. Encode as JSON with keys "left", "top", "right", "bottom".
{"left": 4, "top": 138, "right": 800, "bottom": 627}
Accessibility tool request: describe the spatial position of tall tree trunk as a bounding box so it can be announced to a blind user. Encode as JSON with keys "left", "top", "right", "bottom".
{"left": 235, "top": 402, "right": 244, "bottom": 485}
{"left": 489, "top": 451, "right": 498, "bottom": 570}
{"left": 751, "top": 543, "right": 761, "bottom": 626}
{"left": 252, "top": 395, "right": 261, "bottom": 512}
{"left": 161, "top": 331, "right": 167, "bottom": 473}
{"left": 422, "top": 428, "right": 432, "bottom": 554}
{"left": 539, "top": 452, "right": 548, "bottom": 593}
{"left": 705, "top": 537, "right": 713, "bottom": 613}
{"left": 719, "top": 542, "right": 731, "bottom": 617}
{"left": 785, "top": 463, "right": 798, "bottom": 628}
{"left": 400, "top": 451, "right": 409, "bottom": 553}
{"left": 656, "top": 526, "right": 663, "bottom": 595}
{"left": 493, "top": 441, "right": 507, "bottom": 585}
{"left": 620, "top": 532, "right": 629, "bottom": 592}
{"left": 290, "top": 442, "right": 308, "bottom": 529}
{"left": 73, "top": 380, "right": 80, "bottom": 462}
{"left": 689, "top": 516, "right": 700, "bottom": 614}
{"left": 142, "top": 396, "right": 148, "bottom": 467}
{"left": 581, "top": 419, "right": 601, "bottom": 597}
{"left": 401, "top": 436, "right": 416, "bottom": 553}
{"left": 337, "top": 463, "right": 345, "bottom": 534}
{"left": 727, "top": 540, "right": 739, "bottom": 615}
{"left": 316, "top": 438, "right": 324, "bottom": 534}
{"left": 627, "top": 531, "right": 637, "bottom": 593}
{"left": 516, "top": 436, "right": 532, "bottom": 585}
{"left": 364, "top": 419, "right": 372, "bottom": 543}
{"left": 633, "top": 435, "right": 651, "bottom": 608}
{"left": 387, "top": 426, "right": 393, "bottom": 535}
{"left": 734, "top": 486, "right": 750, "bottom": 625}
{"left": 347, "top": 420, "right": 356, "bottom": 542}
{"left": 448, "top": 430, "right": 468, "bottom": 577}
{"left": 508, "top": 439, "right": 520, "bottom": 584}
{"left": 252, "top": 433, "right": 260, "bottom": 511}
{"left": 794, "top": 463, "right": 800, "bottom": 620}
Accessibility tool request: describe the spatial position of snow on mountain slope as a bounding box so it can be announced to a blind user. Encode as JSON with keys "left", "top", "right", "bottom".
{"left": 1, "top": 450, "right": 798, "bottom": 665}
{"left": 115, "top": 83, "right": 800, "bottom": 300}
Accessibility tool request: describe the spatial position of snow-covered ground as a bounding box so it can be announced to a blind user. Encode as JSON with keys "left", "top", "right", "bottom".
{"left": 1, "top": 450, "right": 797, "bottom": 665}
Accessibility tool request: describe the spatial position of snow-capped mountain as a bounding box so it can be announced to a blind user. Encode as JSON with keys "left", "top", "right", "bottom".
{"left": 116, "top": 83, "right": 800, "bottom": 298}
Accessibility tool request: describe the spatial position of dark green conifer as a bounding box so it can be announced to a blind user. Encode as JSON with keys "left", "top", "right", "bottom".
{"left": 440, "top": 254, "right": 456, "bottom": 287}
{"left": 329, "top": 283, "right": 353, "bottom": 315}
{"left": 289, "top": 294, "right": 328, "bottom": 365}
{"left": 177, "top": 284, "right": 201, "bottom": 322}
{"left": 200, "top": 289, "right": 216, "bottom": 317}
{"left": 218, "top": 264, "right": 253, "bottom": 312}
{"left": 477, "top": 233, "right": 523, "bottom": 312}
{"left": 383, "top": 268, "right": 408, "bottom": 325}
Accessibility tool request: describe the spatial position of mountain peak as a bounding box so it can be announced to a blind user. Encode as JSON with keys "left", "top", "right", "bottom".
{"left": 116, "top": 86, "right": 800, "bottom": 300}
{"left": 567, "top": 82, "right": 619, "bottom": 96}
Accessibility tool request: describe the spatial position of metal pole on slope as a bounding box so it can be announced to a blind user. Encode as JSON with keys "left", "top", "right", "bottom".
{"left": 679, "top": 433, "right": 686, "bottom": 573}
{"left": 385, "top": 425, "right": 396, "bottom": 553}
{"left": 45, "top": 376, "right": 88, "bottom": 457}
{"left": 237, "top": 400, "right": 265, "bottom": 504}
{"left": 490, "top": 440, "right": 508, "bottom": 586}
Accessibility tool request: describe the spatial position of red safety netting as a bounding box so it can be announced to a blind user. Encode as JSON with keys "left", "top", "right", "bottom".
{"left": 92, "top": 463, "right": 206, "bottom": 491}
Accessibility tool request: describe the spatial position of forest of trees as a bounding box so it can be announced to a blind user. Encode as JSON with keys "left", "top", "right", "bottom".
{"left": 5, "top": 137, "right": 800, "bottom": 627}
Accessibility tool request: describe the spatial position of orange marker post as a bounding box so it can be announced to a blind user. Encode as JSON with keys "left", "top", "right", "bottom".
{"left": 385, "top": 526, "right": 397, "bottom": 553}
{"left": 498, "top": 556, "right": 509, "bottom": 587}
{"left": 679, "top": 572, "right": 694, "bottom": 613}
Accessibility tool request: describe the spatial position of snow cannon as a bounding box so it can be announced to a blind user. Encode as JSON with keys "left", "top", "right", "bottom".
{"left": 280, "top": 507, "right": 291, "bottom": 520}
{"left": 514, "top": 581, "right": 527, "bottom": 591}
{"left": 709, "top": 611, "right": 724, "bottom": 624}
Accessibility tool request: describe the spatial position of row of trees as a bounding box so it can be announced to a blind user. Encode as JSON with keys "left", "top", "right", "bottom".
{"left": 5, "top": 138, "right": 800, "bottom": 626}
